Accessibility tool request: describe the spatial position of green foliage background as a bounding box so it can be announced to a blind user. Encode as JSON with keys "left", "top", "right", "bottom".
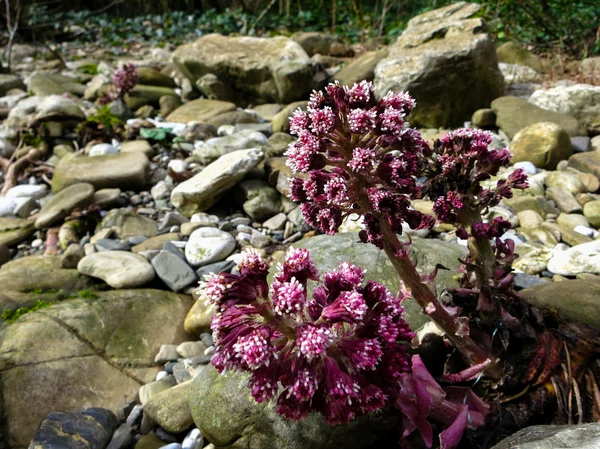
{"left": 4, "top": 0, "right": 600, "bottom": 57}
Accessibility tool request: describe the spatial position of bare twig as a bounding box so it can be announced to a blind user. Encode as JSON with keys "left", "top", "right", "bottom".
{"left": 251, "top": 0, "right": 277, "bottom": 31}
{"left": 4, "top": 0, "right": 21, "bottom": 72}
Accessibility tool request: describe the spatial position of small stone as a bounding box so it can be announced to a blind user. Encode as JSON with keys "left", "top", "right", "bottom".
{"left": 516, "top": 210, "right": 543, "bottom": 228}
{"left": 134, "top": 433, "right": 163, "bottom": 449}
{"left": 262, "top": 213, "right": 287, "bottom": 230}
{"left": 557, "top": 213, "right": 590, "bottom": 230}
{"left": 195, "top": 260, "right": 235, "bottom": 278}
{"left": 250, "top": 231, "right": 270, "bottom": 248}
{"left": 159, "top": 211, "right": 189, "bottom": 231}
{"left": 571, "top": 136, "right": 591, "bottom": 153}
{"left": 31, "top": 238, "right": 44, "bottom": 248}
{"left": 545, "top": 187, "right": 582, "bottom": 214}
{"left": 513, "top": 273, "right": 550, "bottom": 290}
{"left": 94, "top": 238, "right": 130, "bottom": 252}
{"left": 574, "top": 225, "right": 598, "bottom": 238}
{"left": 176, "top": 341, "right": 208, "bottom": 359}
{"left": 121, "top": 140, "right": 154, "bottom": 158}
{"left": 155, "top": 344, "right": 180, "bottom": 364}
{"left": 583, "top": 200, "right": 600, "bottom": 228}
{"left": 126, "top": 404, "right": 143, "bottom": 427}
{"left": 159, "top": 443, "right": 181, "bottom": 449}
{"left": 151, "top": 250, "right": 198, "bottom": 292}
{"left": 182, "top": 428, "right": 204, "bottom": 449}
{"left": 77, "top": 251, "right": 155, "bottom": 288}
{"left": 106, "top": 424, "right": 133, "bottom": 449}
{"left": 471, "top": 108, "right": 496, "bottom": 127}
{"left": 93, "top": 188, "right": 122, "bottom": 208}
{"left": 156, "top": 371, "right": 169, "bottom": 381}
{"left": 185, "top": 227, "right": 236, "bottom": 267}
{"left": 35, "top": 183, "right": 95, "bottom": 229}
{"left": 60, "top": 243, "right": 85, "bottom": 268}
{"left": 200, "top": 332, "right": 214, "bottom": 347}
{"left": 139, "top": 376, "right": 177, "bottom": 406}
{"left": 168, "top": 160, "right": 188, "bottom": 174}
{"left": 151, "top": 181, "right": 170, "bottom": 200}
{"left": 89, "top": 143, "right": 119, "bottom": 157}
{"left": 573, "top": 171, "right": 600, "bottom": 193}
{"left": 5, "top": 184, "right": 47, "bottom": 200}
{"left": 513, "top": 161, "right": 537, "bottom": 175}
{"left": 513, "top": 247, "right": 552, "bottom": 275}
{"left": 510, "top": 122, "right": 572, "bottom": 170}
{"left": 545, "top": 171, "right": 585, "bottom": 195}
{"left": 132, "top": 233, "right": 180, "bottom": 253}
{"left": 143, "top": 381, "right": 194, "bottom": 434}
{"left": 83, "top": 243, "right": 96, "bottom": 256}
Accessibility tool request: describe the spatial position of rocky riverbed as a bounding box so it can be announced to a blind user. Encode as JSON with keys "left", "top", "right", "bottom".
{"left": 1, "top": 2, "right": 600, "bottom": 449}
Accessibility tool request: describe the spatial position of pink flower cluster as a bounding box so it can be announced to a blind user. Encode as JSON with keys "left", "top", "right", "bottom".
{"left": 286, "top": 81, "right": 434, "bottom": 249}
{"left": 112, "top": 63, "right": 138, "bottom": 100}
{"left": 423, "top": 129, "right": 528, "bottom": 236}
{"left": 200, "top": 248, "right": 415, "bottom": 424}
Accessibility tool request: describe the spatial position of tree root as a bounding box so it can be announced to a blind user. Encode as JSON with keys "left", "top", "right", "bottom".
{"left": 0, "top": 148, "right": 43, "bottom": 196}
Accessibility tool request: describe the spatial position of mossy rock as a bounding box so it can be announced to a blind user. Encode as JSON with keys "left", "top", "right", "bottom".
{"left": 522, "top": 278, "right": 600, "bottom": 332}
{"left": 490, "top": 96, "right": 586, "bottom": 139}
{"left": 0, "top": 217, "right": 35, "bottom": 247}
{"left": 496, "top": 42, "right": 544, "bottom": 73}
{"left": 125, "top": 84, "right": 177, "bottom": 109}
{"left": 0, "top": 289, "right": 192, "bottom": 447}
{"left": 189, "top": 365, "right": 398, "bottom": 449}
{"left": 0, "top": 255, "right": 97, "bottom": 293}
{"left": 278, "top": 233, "right": 467, "bottom": 331}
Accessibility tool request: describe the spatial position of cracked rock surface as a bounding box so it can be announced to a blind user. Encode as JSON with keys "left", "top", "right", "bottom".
{"left": 0, "top": 289, "right": 192, "bottom": 448}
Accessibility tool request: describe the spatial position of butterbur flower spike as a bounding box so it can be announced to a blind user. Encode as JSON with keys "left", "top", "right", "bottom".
{"left": 112, "top": 63, "right": 138, "bottom": 100}
{"left": 200, "top": 249, "right": 416, "bottom": 425}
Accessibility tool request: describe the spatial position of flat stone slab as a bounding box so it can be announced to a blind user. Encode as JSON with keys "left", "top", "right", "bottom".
{"left": 52, "top": 152, "right": 149, "bottom": 193}
{"left": 77, "top": 251, "right": 155, "bottom": 289}
{"left": 0, "top": 289, "right": 192, "bottom": 447}
{"left": 35, "top": 183, "right": 95, "bottom": 229}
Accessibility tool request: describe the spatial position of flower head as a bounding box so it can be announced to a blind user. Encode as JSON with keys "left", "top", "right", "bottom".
{"left": 204, "top": 249, "right": 414, "bottom": 425}
{"left": 286, "top": 81, "right": 432, "bottom": 241}
{"left": 112, "top": 63, "right": 138, "bottom": 100}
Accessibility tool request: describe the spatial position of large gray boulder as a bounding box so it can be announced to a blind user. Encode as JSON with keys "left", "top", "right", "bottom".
{"left": 0, "top": 289, "right": 192, "bottom": 448}
{"left": 286, "top": 232, "right": 467, "bottom": 331}
{"left": 173, "top": 34, "right": 314, "bottom": 106}
{"left": 522, "top": 278, "right": 600, "bottom": 332}
{"left": 491, "top": 424, "right": 600, "bottom": 449}
{"left": 490, "top": 96, "right": 586, "bottom": 139}
{"left": 374, "top": 2, "right": 503, "bottom": 128}
{"left": 189, "top": 365, "right": 397, "bottom": 449}
{"left": 529, "top": 84, "right": 600, "bottom": 135}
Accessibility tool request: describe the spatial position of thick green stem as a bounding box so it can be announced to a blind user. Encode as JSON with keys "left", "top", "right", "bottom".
{"left": 377, "top": 216, "right": 495, "bottom": 371}
{"left": 459, "top": 207, "right": 496, "bottom": 290}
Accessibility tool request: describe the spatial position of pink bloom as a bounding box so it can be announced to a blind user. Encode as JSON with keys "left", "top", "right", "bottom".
{"left": 272, "top": 278, "right": 305, "bottom": 315}
{"left": 347, "top": 80, "right": 375, "bottom": 105}
{"left": 309, "top": 106, "right": 336, "bottom": 135}
{"left": 348, "top": 108, "right": 376, "bottom": 133}
{"left": 233, "top": 327, "right": 272, "bottom": 369}
{"left": 289, "top": 109, "right": 310, "bottom": 136}
{"left": 296, "top": 324, "right": 334, "bottom": 360}
{"left": 321, "top": 290, "right": 368, "bottom": 324}
{"left": 348, "top": 147, "right": 376, "bottom": 173}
